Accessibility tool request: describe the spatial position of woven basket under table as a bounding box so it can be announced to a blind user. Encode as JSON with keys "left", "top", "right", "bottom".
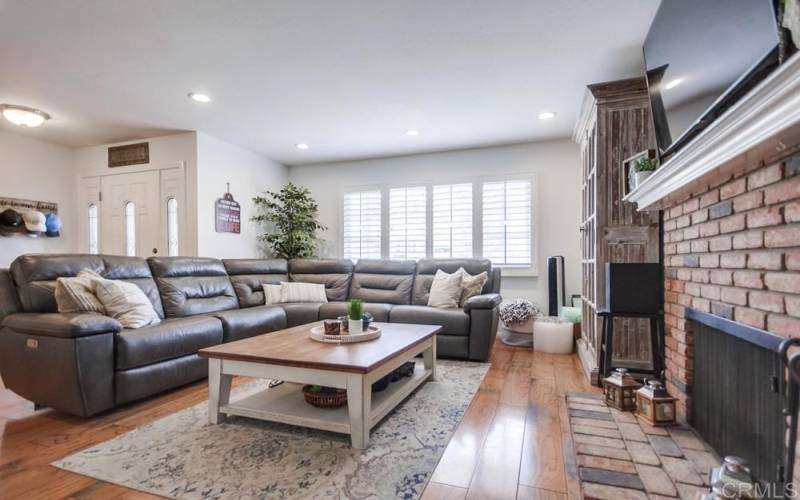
{"left": 302, "top": 385, "right": 348, "bottom": 408}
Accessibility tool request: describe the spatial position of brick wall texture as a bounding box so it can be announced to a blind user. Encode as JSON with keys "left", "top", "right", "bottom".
{"left": 663, "top": 156, "right": 800, "bottom": 420}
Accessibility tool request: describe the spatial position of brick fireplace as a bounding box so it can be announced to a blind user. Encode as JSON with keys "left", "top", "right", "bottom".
{"left": 661, "top": 154, "right": 800, "bottom": 421}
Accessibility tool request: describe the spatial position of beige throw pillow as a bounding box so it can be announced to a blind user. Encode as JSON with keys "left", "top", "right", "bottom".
{"left": 427, "top": 269, "right": 464, "bottom": 309}
{"left": 94, "top": 278, "right": 160, "bottom": 329}
{"left": 55, "top": 269, "right": 105, "bottom": 314}
{"left": 280, "top": 282, "right": 328, "bottom": 303}
{"left": 459, "top": 268, "right": 489, "bottom": 306}
{"left": 262, "top": 284, "right": 283, "bottom": 305}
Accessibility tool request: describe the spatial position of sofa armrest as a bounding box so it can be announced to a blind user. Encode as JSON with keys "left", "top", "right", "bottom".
{"left": 463, "top": 293, "right": 502, "bottom": 312}
{"left": 2, "top": 312, "right": 122, "bottom": 339}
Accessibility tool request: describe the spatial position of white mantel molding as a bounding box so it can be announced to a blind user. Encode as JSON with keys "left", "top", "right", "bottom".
{"left": 626, "top": 52, "right": 800, "bottom": 211}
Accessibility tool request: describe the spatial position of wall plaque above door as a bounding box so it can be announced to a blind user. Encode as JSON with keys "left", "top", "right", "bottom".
{"left": 108, "top": 142, "right": 149, "bottom": 168}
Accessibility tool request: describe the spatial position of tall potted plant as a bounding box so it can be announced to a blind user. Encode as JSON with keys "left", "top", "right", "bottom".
{"left": 251, "top": 183, "right": 327, "bottom": 259}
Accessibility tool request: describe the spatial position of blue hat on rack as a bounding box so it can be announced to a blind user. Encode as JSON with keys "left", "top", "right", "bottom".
{"left": 45, "top": 212, "right": 61, "bottom": 237}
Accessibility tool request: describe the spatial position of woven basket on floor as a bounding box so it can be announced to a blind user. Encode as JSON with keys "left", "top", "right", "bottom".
{"left": 302, "top": 385, "right": 348, "bottom": 408}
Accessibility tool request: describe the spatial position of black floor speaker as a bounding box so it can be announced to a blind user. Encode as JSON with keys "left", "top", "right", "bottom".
{"left": 547, "top": 255, "right": 565, "bottom": 317}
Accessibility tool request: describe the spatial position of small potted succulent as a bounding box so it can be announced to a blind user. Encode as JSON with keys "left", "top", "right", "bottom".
{"left": 348, "top": 299, "right": 364, "bottom": 334}
{"left": 499, "top": 299, "right": 541, "bottom": 333}
{"left": 633, "top": 157, "right": 658, "bottom": 187}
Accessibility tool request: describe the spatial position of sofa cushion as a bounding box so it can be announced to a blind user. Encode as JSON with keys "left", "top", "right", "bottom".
{"left": 412, "top": 258, "right": 492, "bottom": 305}
{"left": 10, "top": 254, "right": 106, "bottom": 312}
{"left": 288, "top": 259, "right": 353, "bottom": 302}
{"left": 148, "top": 257, "right": 239, "bottom": 318}
{"left": 389, "top": 305, "right": 470, "bottom": 336}
{"left": 278, "top": 302, "right": 323, "bottom": 327}
{"left": 223, "top": 259, "right": 288, "bottom": 308}
{"left": 103, "top": 255, "right": 166, "bottom": 318}
{"left": 212, "top": 305, "right": 287, "bottom": 342}
{"left": 318, "top": 302, "right": 393, "bottom": 322}
{"left": 115, "top": 315, "right": 223, "bottom": 370}
{"left": 9, "top": 254, "right": 165, "bottom": 317}
{"left": 348, "top": 259, "right": 415, "bottom": 305}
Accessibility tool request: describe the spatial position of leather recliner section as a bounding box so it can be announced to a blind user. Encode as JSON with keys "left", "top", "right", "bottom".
{"left": 149, "top": 257, "right": 239, "bottom": 317}
{"left": 115, "top": 315, "right": 223, "bottom": 370}
{"left": 212, "top": 305, "right": 287, "bottom": 342}
{"left": 223, "top": 259, "right": 289, "bottom": 308}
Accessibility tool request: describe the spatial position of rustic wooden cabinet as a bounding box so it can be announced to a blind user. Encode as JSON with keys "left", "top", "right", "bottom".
{"left": 574, "top": 77, "right": 660, "bottom": 385}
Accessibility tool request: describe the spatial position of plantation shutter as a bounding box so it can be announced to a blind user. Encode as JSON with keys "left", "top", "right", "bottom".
{"left": 482, "top": 180, "right": 532, "bottom": 265}
{"left": 432, "top": 183, "right": 473, "bottom": 258}
{"left": 343, "top": 190, "right": 382, "bottom": 260}
{"left": 389, "top": 186, "right": 427, "bottom": 260}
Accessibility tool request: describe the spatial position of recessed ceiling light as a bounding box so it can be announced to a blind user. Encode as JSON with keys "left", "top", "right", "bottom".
{"left": 664, "top": 78, "right": 683, "bottom": 90}
{"left": 538, "top": 111, "right": 556, "bottom": 120}
{"left": 405, "top": 129, "right": 420, "bottom": 136}
{"left": 295, "top": 143, "right": 310, "bottom": 150}
{"left": 1, "top": 104, "right": 51, "bottom": 127}
{"left": 188, "top": 92, "right": 212, "bottom": 103}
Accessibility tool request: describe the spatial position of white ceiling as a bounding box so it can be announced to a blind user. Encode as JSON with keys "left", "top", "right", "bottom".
{"left": 0, "top": 0, "right": 659, "bottom": 165}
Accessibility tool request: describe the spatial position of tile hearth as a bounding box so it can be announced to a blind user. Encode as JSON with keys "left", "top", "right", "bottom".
{"left": 566, "top": 392, "right": 721, "bottom": 500}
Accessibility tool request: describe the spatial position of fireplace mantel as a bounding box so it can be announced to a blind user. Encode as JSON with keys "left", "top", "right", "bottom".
{"left": 625, "top": 52, "right": 800, "bottom": 211}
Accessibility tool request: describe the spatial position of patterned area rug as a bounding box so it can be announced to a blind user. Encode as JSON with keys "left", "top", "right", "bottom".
{"left": 54, "top": 360, "right": 488, "bottom": 499}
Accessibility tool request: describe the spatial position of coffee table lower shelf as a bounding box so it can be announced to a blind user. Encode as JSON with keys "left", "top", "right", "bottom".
{"left": 220, "top": 362, "right": 432, "bottom": 435}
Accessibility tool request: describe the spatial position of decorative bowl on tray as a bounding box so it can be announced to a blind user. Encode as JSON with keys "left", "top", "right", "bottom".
{"left": 309, "top": 324, "right": 382, "bottom": 343}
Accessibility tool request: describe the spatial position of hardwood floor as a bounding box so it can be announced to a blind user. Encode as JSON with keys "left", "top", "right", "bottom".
{"left": 0, "top": 339, "right": 599, "bottom": 499}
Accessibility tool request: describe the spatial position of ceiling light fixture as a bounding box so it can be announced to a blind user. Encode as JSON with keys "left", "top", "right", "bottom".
{"left": 295, "top": 143, "right": 310, "bottom": 150}
{"left": 405, "top": 129, "right": 420, "bottom": 136}
{"left": 188, "top": 92, "right": 212, "bottom": 103}
{"left": 664, "top": 78, "right": 683, "bottom": 90}
{"left": 538, "top": 111, "right": 556, "bottom": 120}
{"left": 1, "top": 104, "right": 51, "bottom": 127}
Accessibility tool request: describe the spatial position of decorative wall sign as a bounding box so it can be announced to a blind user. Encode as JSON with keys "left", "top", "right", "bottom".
{"left": 0, "top": 196, "right": 58, "bottom": 214}
{"left": 215, "top": 184, "right": 241, "bottom": 234}
{"left": 108, "top": 142, "right": 150, "bottom": 167}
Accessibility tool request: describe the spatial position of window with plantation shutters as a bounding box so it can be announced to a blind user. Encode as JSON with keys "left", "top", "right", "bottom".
{"left": 432, "top": 183, "right": 473, "bottom": 258}
{"left": 482, "top": 180, "right": 532, "bottom": 266}
{"left": 389, "top": 186, "right": 426, "bottom": 260}
{"left": 343, "top": 190, "right": 381, "bottom": 261}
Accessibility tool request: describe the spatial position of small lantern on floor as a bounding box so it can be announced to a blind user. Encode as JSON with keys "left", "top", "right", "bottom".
{"left": 602, "top": 368, "right": 640, "bottom": 411}
{"left": 635, "top": 379, "right": 676, "bottom": 426}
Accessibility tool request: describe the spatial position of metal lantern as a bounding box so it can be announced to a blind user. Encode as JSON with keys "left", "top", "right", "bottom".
{"left": 634, "top": 379, "right": 677, "bottom": 426}
{"left": 702, "top": 456, "right": 759, "bottom": 499}
{"left": 602, "top": 368, "right": 641, "bottom": 411}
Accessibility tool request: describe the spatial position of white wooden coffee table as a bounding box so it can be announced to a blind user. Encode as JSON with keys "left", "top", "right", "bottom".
{"left": 199, "top": 321, "right": 439, "bottom": 448}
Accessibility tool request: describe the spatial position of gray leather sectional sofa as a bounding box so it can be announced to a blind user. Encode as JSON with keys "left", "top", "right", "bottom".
{"left": 0, "top": 254, "right": 501, "bottom": 417}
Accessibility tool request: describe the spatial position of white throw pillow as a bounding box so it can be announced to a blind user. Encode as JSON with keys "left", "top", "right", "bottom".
{"left": 94, "top": 278, "right": 160, "bottom": 329}
{"left": 262, "top": 284, "right": 283, "bottom": 305}
{"left": 427, "top": 269, "right": 464, "bottom": 309}
{"left": 280, "top": 282, "right": 328, "bottom": 303}
{"left": 54, "top": 269, "right": 105, "bottom": 314}
{"left": 458, "top": 268, "right": 489, "bottom": 306}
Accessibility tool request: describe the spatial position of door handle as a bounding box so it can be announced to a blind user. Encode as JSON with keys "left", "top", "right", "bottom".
{"left": 152, "top": 248, "right": 158, "bottom": 255}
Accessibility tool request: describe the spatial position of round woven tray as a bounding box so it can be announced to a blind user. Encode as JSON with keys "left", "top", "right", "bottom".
{"left": 302, "top": 385, "right": 348, "bottom": 408}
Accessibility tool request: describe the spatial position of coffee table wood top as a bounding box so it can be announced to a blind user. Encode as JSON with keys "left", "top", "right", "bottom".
{"left": 198, "top": 321, "right": 440, "bottom": 374}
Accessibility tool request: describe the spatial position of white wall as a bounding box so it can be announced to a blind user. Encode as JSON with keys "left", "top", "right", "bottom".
{"left": 0, "top": 131, "right": 77, "bottom": 267}
{"left": 196, "top": 133, "right": 288, "bottom": 258}
{"left": 289, "top": 140, "right": 581, "bottom": 307}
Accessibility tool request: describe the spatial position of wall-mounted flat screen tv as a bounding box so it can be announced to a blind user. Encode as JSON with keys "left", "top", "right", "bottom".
{"left": 644, "top": 0, "right": 781, "bottom": 160}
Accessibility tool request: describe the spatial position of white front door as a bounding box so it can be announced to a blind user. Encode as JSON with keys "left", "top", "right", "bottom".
{"left": 101, "top": 171, "right": 160, "bottom": 257}
{"left": 78, "top": 166, "right": 187, "bottom": 257}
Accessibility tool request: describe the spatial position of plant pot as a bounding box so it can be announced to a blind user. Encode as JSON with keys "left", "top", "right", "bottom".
{"left": 503, "top": 317, "right": 534, "bottom": 334}
{"left": 348, "top": 318, "right": 363, "bottom": 334}
{"left": 634, "top": 170, "right": 653, "bottom": 187}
